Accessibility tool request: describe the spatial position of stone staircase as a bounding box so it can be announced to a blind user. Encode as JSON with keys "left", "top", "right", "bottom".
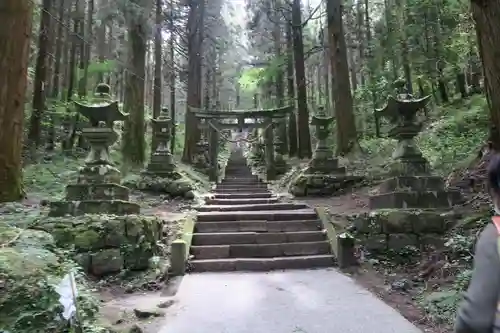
{"left": 190, "top": 149, "right": 335, "bottom": 272}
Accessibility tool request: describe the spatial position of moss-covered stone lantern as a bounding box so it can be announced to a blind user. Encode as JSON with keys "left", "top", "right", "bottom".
{"left": 49, "top": 84, "right": 139, "bottom": 216}
{"left": 289, "top": 106, "right": 362, "bottom": 196}
{"left": 146, "top": 109, "right": 175, "bottom": 176}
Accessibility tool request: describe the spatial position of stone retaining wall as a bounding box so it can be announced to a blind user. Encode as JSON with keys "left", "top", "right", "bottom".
{"left": 348, "top": 209, "right": 457, "bottom": 253}
{"left": 33, "top": 214, "right": 174, "bottom": 276}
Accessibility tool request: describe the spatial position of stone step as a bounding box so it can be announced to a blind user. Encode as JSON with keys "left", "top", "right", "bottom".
{"left": 205, "top": 197, "right": 279, "bottom": 205}
{"left": 224, "top": 172, "right": 258, "bottom": 180}
{"left": 216, "top": 184, "right": 268, "bottom": 189}
{"left": 190, "top": 254, "right": 335, "bottom": 272}
{"left": 221, "top": 180, "right": 262, "bottom": 185}
{"left": 196, "top": 203, "right": 309, "bottom": 212}
{"left": 195, "top": 219, "right": 322, "bottom": 233}
{"left": 225, "top": 165, "right": 251, "bottom": 168}
{"left": 218, "top": 183, "right": 263, "bottom": 187}
{"left": 213, "top": 193, "right": 273, "bottom": 199}
{"left": 197, "top": 209, "right": 318, "bottom": 222}
{"left": 191, "top": 241, "right": 330, "bottom": 259}
{"left": 191, "top": 230, "right": 325, "bottom": 245}
{"left": 214, "top": 188, "right": 270, "bottom": 193}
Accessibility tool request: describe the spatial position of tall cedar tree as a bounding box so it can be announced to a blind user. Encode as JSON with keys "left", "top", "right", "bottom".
{"left": 0, "top": 0, "right": 33, "bottom": 202}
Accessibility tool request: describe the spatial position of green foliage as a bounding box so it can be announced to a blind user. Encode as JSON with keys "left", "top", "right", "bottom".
{"left": 86, "top": 60, "right": 117, "bottom": 75}
{"left": 418, "top": 95, "right": 488, "bottom": 173}
{"left": 357, "top": 95, "right": 488, "bottom": 177}
{"left": 23, "top": 156, "right": 81, "bottom": 199}
{"left": 0, "top": 225, "right": 105, "bottom": 333}
{"left": 420, "top": 269, "right": 473, "bottom": 325}
{"left": 238, "top": 56, "right": 287, "bottom": 93}
{"left": 238, "top": 67, "right": 265, "bottom": 92}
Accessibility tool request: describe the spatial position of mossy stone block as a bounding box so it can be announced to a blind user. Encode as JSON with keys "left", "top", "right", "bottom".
{"left": 90, "top": 248, "right": 123, "bottom": 276}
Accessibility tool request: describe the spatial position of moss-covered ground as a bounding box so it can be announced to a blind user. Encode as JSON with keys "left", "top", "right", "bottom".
{"left": 0, "top": 147, "right": 210, "bottom": 332}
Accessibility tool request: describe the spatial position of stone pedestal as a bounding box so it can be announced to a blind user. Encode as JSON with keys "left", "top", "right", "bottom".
{"left": 290, "top": 106, "right": 362, "bottom": 196}
{"left": 351, "top": 96, "right": 461, "bottom": 254}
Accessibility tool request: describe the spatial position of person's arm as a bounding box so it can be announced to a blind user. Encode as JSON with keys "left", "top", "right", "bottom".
{"left": 455, "top": 223, "right": 500, "bottom": 333}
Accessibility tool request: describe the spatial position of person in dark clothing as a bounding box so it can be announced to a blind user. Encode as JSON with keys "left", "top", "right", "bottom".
{"left": 455, "top": 154, "right": 500, "bottom": 333}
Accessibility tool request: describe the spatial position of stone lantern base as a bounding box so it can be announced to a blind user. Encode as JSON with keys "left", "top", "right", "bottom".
{"left": 345, "top": 209, "right": 459, "bottom": 255}
{"left": 307, "top": 156, "right": 343, "bottom": 174}
{"left": 346, "top": 175, "right": 463, "bottom": 256}
{"left": 289, "top": 173, "right": 363, "bottom": 196}
{"left": 194, "top": 141, "right": 211, "bottom": 172}
{"left": 49, "top": 164, "right": 140, "bottom": 217}
{"left": 146, "top": 152, "right": 176, "bottom": 176}
{"left": 289, "top": 156, "right": 363, "bottom": 196}
{"left": 275, "top": 152, "right": 288, "bottom": 175}
{"left": 131, "top": 171, "right": 195, "bottom": 199}
{"left": 369, "top": 175, "right": 462, "bottom": 210}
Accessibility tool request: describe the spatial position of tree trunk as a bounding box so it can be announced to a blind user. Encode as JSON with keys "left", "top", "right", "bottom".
{"left": 97, "top": 0, "right": 107, "bottom": 83}
{"left": 182, "top": 0, "right": 204, "bottom": 163}
{"left": 66, "top": 0, "right": 79, "bottom": 102}
{"left": 471, "top": 0, "right": 500, "bottom": 149}
{"left": 76, "top": 0, "right": 86, "bottom": 97}
{"left": 0, "top": 0, "right": 33, "bottom": 202}
{"left": 169, "top": 1, "right": 176, "bottom": 154}
{"left": 397, "top": 0, "right": 412, "bottom": 94}
{"left": 52, "top": 0, "right": 66, "bottom": 100}
{"left": 153, "top": 0, "right": 162, "bottom": 119}
{"left": 29, "top": 0, "right": 53, "bottom": 148}
{"left": 61, "top": 0, "right": 71, "bottom": 100}
{"left": 273, "top": 0, "right": 287, "bottom": 154}
{"left": 356, "top": 0, "right": 365, "bottom": 86}
{"left": 327, "top": 0, "right": 358, "bottom": 155}
{"left": 286, "top": 12, "right": 298, "bottom": 157}
{"left": 122, "top": 15, "right": 148, "bottom": 166}
{"left": 384, "top": 0, "right": 399, "bottom": 80}
{"left": 47, "top": 0, "right": 66, "bottom": 151}
{"left": 81, "top": 0, "right": 94, "bottom": 95}
{"left": 456, "top": 71, "right": 468, "bottom": 99}
{"left": 433, "top": 3, "right": 448, "bottom": 103}
{"left": 291, "top": 0, "right": 312, "bottom": 159}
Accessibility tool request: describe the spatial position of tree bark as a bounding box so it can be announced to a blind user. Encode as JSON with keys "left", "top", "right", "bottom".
{"left": 169, "top": 0, "right": 176, "bottom": 154}
{"left": 285, "top": 16, "right": 298, "bottom": 157}
{"left": 327, "top": 0, "right": 358, "bottom": 155}
{"left": 291, "top": 0, "right": 312, "bottom": 159}
{"left": 0, "top": 0, "right": 33, "bottom": 202}
{"left": 122, "top": 3, "right": 149, "bottom": 166}
{"left": 182, "top": 0, "right": 204, "bottom": 163}
{"left": 29, "top": 0, "right": 53, "bottom": 148}
{"left": 471, "top": 0, "right": 500, "bottom": 149}
{"left": 153, "top": 0, "right": 162, "bottom": 118}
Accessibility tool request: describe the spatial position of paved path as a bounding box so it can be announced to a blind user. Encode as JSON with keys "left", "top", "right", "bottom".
{"left": 157, "top": 268, "right": 421, "bottom": 333}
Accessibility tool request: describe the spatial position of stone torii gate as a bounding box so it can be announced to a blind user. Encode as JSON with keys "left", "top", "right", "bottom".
{"left": 192, "top": 106, "right": 293, "bottom": 182}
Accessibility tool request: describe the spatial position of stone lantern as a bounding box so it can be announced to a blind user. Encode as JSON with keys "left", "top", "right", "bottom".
{"left": 49, "top": 84, "right": 139, "bottom": 216}
{"left": 146, "top": 109, "right": 176, "bottom": 176}
{"left": 351, "top": 94, "right": 463, "bottom": 254}
{"left": 273, "top": 120, "right": 288, "bottom": 175}
{"left": 375, "top": 95, "right": 430, "bottom": 175}
{"left": 73, "top": 91, "right": 128, "bottom": 183}
{"left": 289, "top": 105, "right": 362, "bottom": 196}
{"left": 308, "top": 106, "right": 337, "bottom": 173}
